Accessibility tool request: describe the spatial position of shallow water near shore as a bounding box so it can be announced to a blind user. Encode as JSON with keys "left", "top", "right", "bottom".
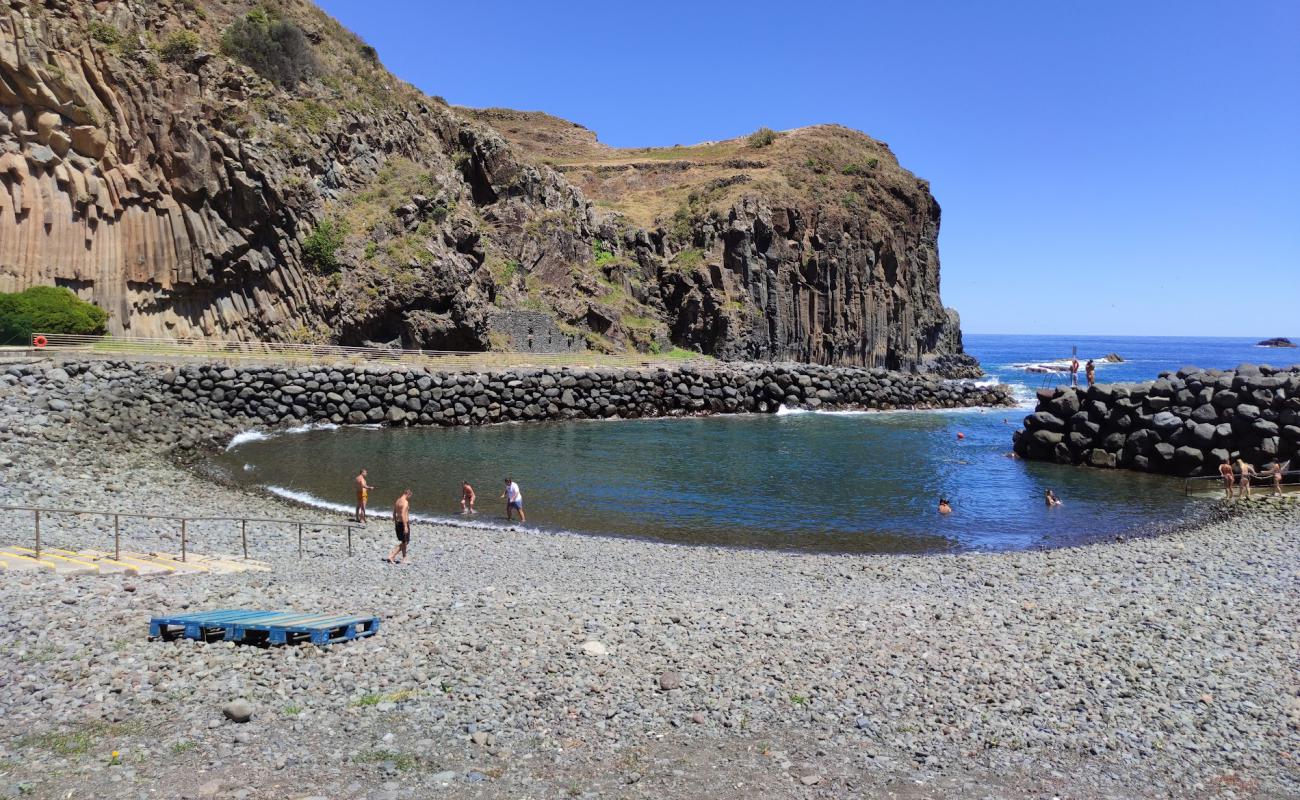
{"left": 215, "top": 410, "right": 1197, "bottom": 554}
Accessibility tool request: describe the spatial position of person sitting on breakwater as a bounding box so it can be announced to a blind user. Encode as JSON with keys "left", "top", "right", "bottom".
{"left": 1236, "top": 459, "right": 1257, "bottom": 500}
{"left": 386, "top": 489, "right": 413, "bottom": 564}
{"left": 1045, "top": 489, "right": 1062, "bottom": 507}
{"left": 1218, "top": 460, "right": 1236, "bottom": 500}
{"left": 1272, "top": 460, "right": 1286, "bottom": 496}
{"left": 354, "top": 468, "right": 376, "bottom": 524}
{"left": 1085, "top": 359, "right": 1096, "bottom": 388}
{"left": 937, "top": 497, "right": 952, "bottom": 514}
{"left": 502, "top": 477, "right": 526, "bottom": 523}
{"left": 460, "top": 481, "right": 477, "bottom": 515}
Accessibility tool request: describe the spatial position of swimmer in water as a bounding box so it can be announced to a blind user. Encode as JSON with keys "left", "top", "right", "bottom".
{"left": 1045, "top": 488, "right": 1062, "bottom": 507}
{"left": 937, "top": 497, "right": 952, "bottom": 514}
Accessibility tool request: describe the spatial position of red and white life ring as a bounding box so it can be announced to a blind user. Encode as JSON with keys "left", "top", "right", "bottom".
{"left": 32, "top": 335, "right": 47, "bottom": 349}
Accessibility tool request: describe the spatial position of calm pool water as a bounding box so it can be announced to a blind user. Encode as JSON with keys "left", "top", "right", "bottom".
{"left": 214, "top": 334, "right": 1297, "bottom": 554}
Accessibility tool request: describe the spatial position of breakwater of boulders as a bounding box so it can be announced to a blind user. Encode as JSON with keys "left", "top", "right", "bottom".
{"left": 1013, "top": 365, "right": 1300, "bottom": 475}
{"left": 165, "top": 361, "right": 1012, "bottom": 427}
{"left": 3, "top": 358, "right": 1012, "bottom": 451}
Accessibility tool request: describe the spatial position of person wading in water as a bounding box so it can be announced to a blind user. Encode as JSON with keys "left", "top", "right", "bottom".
{"left": 386, "top": 489, "right": 413, "bottom": 564}
{"left": 460, "top": 481, "right": 476, "bottom": 515}
{"left": 502, "top": 477, "right": 525, "bottom": 523}
{"left": 354, "top": 468, "right": 376, "bottom": 524}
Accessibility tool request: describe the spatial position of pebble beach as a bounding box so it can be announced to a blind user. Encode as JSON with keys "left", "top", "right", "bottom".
{"left": 1, "top": 358, "right": 1297, "bottom": 799}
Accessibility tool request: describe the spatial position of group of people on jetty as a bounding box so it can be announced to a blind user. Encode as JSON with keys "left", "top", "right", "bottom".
{"left": 1218, "top": 458, "right": 1288, "bottom": 500}
{"left": 351, "top": 468, "right": 526, "bottom": 564}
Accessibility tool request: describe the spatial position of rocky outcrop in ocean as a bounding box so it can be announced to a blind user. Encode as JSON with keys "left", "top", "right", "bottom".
{"left": 1013, "top": 365, "right": 1300, "bottom": 475}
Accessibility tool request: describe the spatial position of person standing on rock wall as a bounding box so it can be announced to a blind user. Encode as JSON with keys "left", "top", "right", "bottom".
{"left": 354, "top": 468, "right": 376, "bottom": 524}
{"left": 1085, "top": 359, "right": 1096, "bottom": 388}
{"left": 502, "top": 478, "right": 526, "bottom": 523}
{"left": 1236, "top": 459, "right": 1256, "bottom": 500}
{"left": 1218, "top": 460, "right": 1236, "bottom": 500}
{"left": 1070, "top": 357, "right": 1080, "bottom": 387}
{"left": 387, "top": 489, "right": 413, "bottom": 564}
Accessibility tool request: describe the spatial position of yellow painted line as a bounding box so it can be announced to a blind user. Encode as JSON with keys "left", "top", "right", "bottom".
{"left": 82, "top": 550, "right": 176, "bottom": 574}
{"left": 0, "top": 551, "right": 56, "bottom": 571}
{"left": 193, "top": 555, "right": 271, "bottom": 573}
{"left": 11, "top": 546, "right": 102, "bottom": 572}
{"left": 38, "top": 548, "right": 139, "bottom": 575}
{"left": 146, "top": 554, "right": 212, "bottom": 572}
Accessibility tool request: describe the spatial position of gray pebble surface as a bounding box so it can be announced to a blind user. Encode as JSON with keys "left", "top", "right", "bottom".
{"left": 0, "top": 358, "right": 1297, "bottom": 799}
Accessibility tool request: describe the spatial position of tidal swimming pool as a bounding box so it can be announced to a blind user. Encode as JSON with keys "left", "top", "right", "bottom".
{"left": 213, "top": 408, "right": 1199, "bottom": 555}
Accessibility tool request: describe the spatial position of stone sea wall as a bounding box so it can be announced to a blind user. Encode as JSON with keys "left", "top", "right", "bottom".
{"left": 2, "top": 358, "right": 1011, "bottom": 452}
{"left": 163, "top": 361, "right": 1011, "bottom": 428}
{"left": 1013, "top": 365, "right": 1300, "bottom": 475}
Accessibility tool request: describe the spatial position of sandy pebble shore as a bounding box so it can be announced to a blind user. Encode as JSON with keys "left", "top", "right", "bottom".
{"left": 1, "top": 359, "right": 1297, "bottom": 799}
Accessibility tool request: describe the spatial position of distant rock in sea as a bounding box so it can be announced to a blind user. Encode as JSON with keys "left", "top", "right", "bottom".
{"left": 1257, "top": 337, "right": 1296, "bottom": 348}
{"left": 1103, "top": 353, "right": 1125, "bottom": 362}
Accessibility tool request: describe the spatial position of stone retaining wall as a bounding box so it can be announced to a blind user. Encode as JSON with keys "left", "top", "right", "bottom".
{"left": 1013, "top": 365, "right": 1300, "bottom": 475}
{"left": 161, "top": 362, "right": 1012, "bottom": 428}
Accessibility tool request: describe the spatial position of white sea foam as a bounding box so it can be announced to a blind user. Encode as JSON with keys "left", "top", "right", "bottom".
{"left": 775, "top": 403, "right": 1011, "bottom": 418}
{"left": 265, "top": 485, "right": 512, "bottom": 533}
{"left": 283, "top": 422, "right": 340, "bottom": 435}
{"left": 228, "top": 422, "right": 349, "bottom": 450}
{"left": 225, "top": 430, "right": 269, "bottom": 450}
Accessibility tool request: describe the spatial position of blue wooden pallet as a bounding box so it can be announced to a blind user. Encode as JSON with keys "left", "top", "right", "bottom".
{"left": 149, "top": 609, "right": 380, "bottom": 646}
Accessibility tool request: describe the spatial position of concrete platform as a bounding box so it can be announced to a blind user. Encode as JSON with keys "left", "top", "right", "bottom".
{"left": 0, "top": 546, "right": 271, "bottom": 578}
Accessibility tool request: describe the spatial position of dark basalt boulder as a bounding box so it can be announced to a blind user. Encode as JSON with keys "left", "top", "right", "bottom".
{"left": 1257, "top": 337, "right": 1296, "bottom": 348}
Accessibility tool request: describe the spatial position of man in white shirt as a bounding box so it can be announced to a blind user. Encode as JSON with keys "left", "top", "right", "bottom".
{"left": 501, "top": 477, "right": 525, "bottom": 523}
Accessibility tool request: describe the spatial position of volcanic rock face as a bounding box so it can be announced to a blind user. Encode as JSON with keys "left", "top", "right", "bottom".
{"left": 0, "top": 0, "right": 970, "bottom": 371}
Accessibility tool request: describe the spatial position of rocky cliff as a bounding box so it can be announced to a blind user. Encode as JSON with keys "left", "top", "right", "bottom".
{"left": 0, "top": 0, "right": 971, "bottom": 371}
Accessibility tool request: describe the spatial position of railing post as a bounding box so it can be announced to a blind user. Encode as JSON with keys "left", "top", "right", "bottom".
{"left": 297, "top": 523, "right": 303, "bottom": 558}
{"left": 180, "top": 519, "right": 187, "bottom": 562}
{"left": 114, "top": 514, "right": 120, "bottom": 562}
{"left": 34, "top": 509, "right": 40, "bottom": 559}
{"left": 241, "top": 519, "right": 248, "bottom": 559}
{"left": 347, "top": 525, "right": 352, "bottom": 557}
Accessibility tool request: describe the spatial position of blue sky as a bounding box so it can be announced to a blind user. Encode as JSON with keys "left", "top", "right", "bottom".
{"left": 316, "top": 0, "right": 1299, "bottom": 337}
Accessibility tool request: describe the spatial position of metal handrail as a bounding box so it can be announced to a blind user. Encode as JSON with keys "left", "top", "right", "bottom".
{"left": 1182, "top": 468, "right": 1299, "bottom": 496}
{"left": 1, "top": 504, "right": 359, "bottom": 562}
{"left": 28, "top": 332, "right": 710, "bottom": 371}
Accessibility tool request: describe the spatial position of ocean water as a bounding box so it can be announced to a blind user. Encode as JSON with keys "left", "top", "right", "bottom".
{"left": 214, "top": 335, "right": 1299, "bottom": 554}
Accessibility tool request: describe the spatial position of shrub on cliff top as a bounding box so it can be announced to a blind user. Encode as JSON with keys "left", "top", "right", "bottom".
{"left": 0, "top": 286, "right": 109, "bottom": 344}
{"left": 747, "top": 127, "right": 777, "bottom": 148}
{"left": 221, "top": 11, "right": 318, "bottom": 88}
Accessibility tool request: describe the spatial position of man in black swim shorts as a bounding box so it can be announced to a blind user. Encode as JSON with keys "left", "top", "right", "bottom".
{"left": 386, "top": 488, "right": 413, "bottom": 564}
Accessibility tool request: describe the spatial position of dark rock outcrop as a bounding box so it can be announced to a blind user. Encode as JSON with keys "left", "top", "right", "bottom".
{"left": 1258, "top": 338, "right": 1296, "bottom": 348}
{"left": 1013, "top": 365, "right": 1300, "bottom": 476}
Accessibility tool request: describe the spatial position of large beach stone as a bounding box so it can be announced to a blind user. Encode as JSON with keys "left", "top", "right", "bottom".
{"left": 222, "top": 699, "right": 253, "bottom": 723}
